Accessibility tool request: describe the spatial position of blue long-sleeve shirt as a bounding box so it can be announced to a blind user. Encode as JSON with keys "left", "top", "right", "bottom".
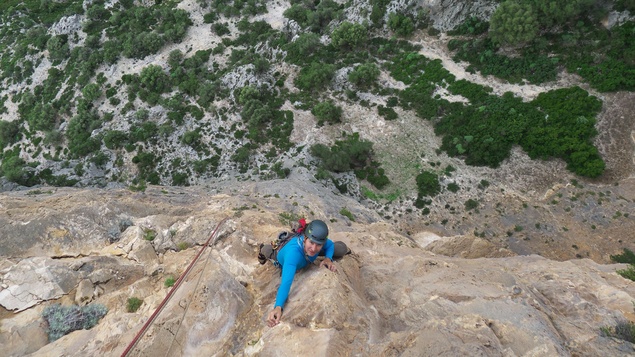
{"left": 274, "top": 235, "right": 334, "bottom": 309}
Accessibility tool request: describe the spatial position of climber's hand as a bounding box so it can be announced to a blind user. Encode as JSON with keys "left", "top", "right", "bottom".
{"left": 320, "top": 258, "right": 337, "bottom": 272}
{"left": 267, "top": 306, "right": 283, "bottom": 327}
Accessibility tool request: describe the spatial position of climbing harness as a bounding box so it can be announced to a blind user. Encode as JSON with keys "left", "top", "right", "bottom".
{"left": 120, "top": 217, "right": 229, "bottom": 357}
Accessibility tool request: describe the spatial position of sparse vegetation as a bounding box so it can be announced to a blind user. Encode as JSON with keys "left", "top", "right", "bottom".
{"left": 42, "top": 303, "right": 108, "bottom": 342}
{"left": 465, "top": 199, "right": 479, "bottom": 211}
{"left": 164, "top": 276, "right": 177, "bottom": 288}
{"left": 601, "top": 320, "right": 635, "bottom": 343}
{"left": 143, "top": 229, "right": 157, "bottom": 241}
{"left": 126, "top": 297, "right": 143, "bottom": 313}
{"left": 339, "top": 207, "right": 355, "bottom": 221}
{"left": 0, "top": 0, "right": 631, "bottom": 264}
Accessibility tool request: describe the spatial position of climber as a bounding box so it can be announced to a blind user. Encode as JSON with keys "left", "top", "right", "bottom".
{"left": 259, "top": 219, "right": 350, "bottom": 327}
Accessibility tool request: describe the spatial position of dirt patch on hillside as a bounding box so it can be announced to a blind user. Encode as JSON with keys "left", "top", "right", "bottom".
{"left": 593, "top": 91, "right": 635, "bottom": 182}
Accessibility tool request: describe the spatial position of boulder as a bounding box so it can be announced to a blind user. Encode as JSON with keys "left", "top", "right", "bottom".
{"left": 74, "top": 279, "right": 95, "bottom": 306}
{"left": 0, "top": 257, "right": 80, "bottom": 312}
{"left": 0, "top": 306, "right": 49, "bottom": 356}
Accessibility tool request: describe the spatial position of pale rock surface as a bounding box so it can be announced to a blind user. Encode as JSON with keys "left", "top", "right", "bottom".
{"left": 0, "top": 185, "right": 634, "bottom": 356}
{"left": 74, "top": 279, "right": 95, "bottom": 306}
{"left": 0, "top": 306, "right": 49, "bottom": 356}
{"left": 48, "top": 14, "right": 83, "bottom": 36}
{"left": 0, "top": 257, "right": 80, "bottom": 312}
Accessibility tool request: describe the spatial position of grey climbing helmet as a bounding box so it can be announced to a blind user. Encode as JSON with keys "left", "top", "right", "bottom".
{"left": 305, "top": 220, "right": 329, "bottom": 245}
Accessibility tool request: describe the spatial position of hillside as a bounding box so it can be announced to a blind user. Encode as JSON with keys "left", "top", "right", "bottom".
{"left": 1, "top": 0, "right": 635, "bottom": 355}
{"left": 0, "top": 0, "right": 634, "bottom": 261}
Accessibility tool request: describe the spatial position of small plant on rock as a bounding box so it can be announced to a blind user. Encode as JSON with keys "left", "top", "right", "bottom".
{"left": 340, "top": 207, "right": 355, "bottom": 221}
{"left": 143, "top": 229, "right": 156, "bottom": 241}
{"left": 42, "top": 303, "right": 108, "bottom": 342}
{"left": 601, "top": 319, "right": 635, "bottom": 343}
{"left": 164, "top": 276, "right": 176, "bottom": 288}
{"left": 126, "top": 297, "right": 143, "bottom": 313}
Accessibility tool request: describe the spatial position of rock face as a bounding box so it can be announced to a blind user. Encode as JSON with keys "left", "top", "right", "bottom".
{"left": 0, "top": 257, "right": 80, "bottom": 312}
{"left": 1, "top": 181, "right": 635, "bottom": 356}
{"left": 386, "top": 0, "right": 498, "bottom": 31}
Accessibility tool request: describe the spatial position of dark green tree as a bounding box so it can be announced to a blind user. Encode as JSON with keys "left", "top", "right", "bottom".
{"left": 310, "top": 133, "right": 373, "bottom": 172}
{"left": 82, "top": 83, "right": 101, "bottom": 102}
{"left": 295, "top": 62, "right": 335, "bottom": 91}
{"left": 311, "top": 101, "right": 342, "bottom": 125}
{"left": 529, "top": 0, "right": 595, "bottom": 27}
{"left": 489, "top": 1, "right": 539, "bottom": 45}
{"left": 46, "top": 35, "right": 70, "bottom": 64}
{"left": 1, "top": 155, "right": 33, "bottom": 186}
{"left": 331, "top": 22, "right": 368, "bottom": 50}
{"left": 416, "top": 170, "right": 441, "bottom": 197}
{"left": 103, "top": 130, "right": 129, "bottom": 149}
{"left": 285, "top": 32, "right": 321, "bottom": 63}
{"left": 139, "top": 65, "right": 171, "bottom": 93}
{"left": 348, "top": 63, "right": 380, "bottom": 89}
{"left": 66, "top": 110, "right": 101, "bottom": 158}
{"left": 387, "top": 13, "right": 415, "bottom": 37}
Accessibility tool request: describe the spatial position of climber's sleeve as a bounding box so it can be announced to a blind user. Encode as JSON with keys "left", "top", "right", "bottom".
{"left": 274, "top": 261, "right": 298, "bottom": 309}
{"left": 323, "top": 239, "right": 335, "bottom": 260}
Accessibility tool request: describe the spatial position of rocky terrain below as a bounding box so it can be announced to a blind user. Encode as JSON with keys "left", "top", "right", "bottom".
{"left": 1, "top": 0, "right": 635, "bottom": 355}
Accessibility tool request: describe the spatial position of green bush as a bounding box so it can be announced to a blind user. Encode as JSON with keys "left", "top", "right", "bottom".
{"left": 331, "top": 22, "right": 367, "bottom": 50}
{"left": 1, "top": 155, "right": 33, "bottom": 186}
{"left": 126, "top": 297, "right": 143, "bottom": 313}
{"left": 311, "top": 101, "right": 342, "bottom": 125}
{"left": 103, "top": 130, "right": 128, "bottom": 149}
{"left": 378, "top": 105, "right": 398, "bottom": 120}
{"left": 42, "top": 303, "right": 108, "bottom": 342}
{"left": 143, "top": 229, "right": 157, "bottom": 241}
{"left": 82, "top": 83, "right": 101, "bottom": 102}
{"left": 448, "top": 16, "right": 489, "bottom": 36}
{"left": 465, "top": 199, "right": 479, "bottom": 210}
{"left": 0, "top": 120, "right": 20, "bottom": 148}
{"left": 416, "top": 170, "right": 440, "bottom": 197}
{"left": 164, "top": 276, "right": 177, "bottom": 287}
{"left": 447, "top": 182, "right": 460, "bottom": 192}
{"left": 615, "top": 0, "right": 635, "bottom": 12}
{"left": 601, "top": 320, "right": 635, "bottom": 344}
{"left": 172, "top": 171, "right": 189, "bottom": 186}
{"left": 66, "top": 110, "right": 102, "bottom": 158}
{"left": 611, "top": 249, "right": 635, "bottom": 264}
{"left": 523, "top": 87, "right": 604, "bottom": 177}
{"left": 284, "top": 32, "right": 322, "bottom": 64}
{"left": 366, "top": 167, "right": 390, "bottom": 189}
{"left": 310, "top": 133, "right": 374, "bottom": 173}
{"left": 348, "top": 63, "right": 380, "bottom": 89}
{"left": 387, "top": 13, "right": 415, "bottom": 37}
{"left": 181, "top": 130, "right": 202, "bottom": 148}
{"left": 339, "top": 207, "right": 355, "bottom": 221}
{"left": 449, "top": 38, "right": 558, "bottom": 85}
{"left": 616, "top": 265, "right": 635, "bottom": 281}
{"left": 531, "top": 0, "right": 596, "bottom": 28}
{"left": 129, "top": 122, "right": 158, "bottom": 144}
{"left": 295, "top": 62, "right": 336, "bottom": 91}
{"left": 283, "top": 0, "right": 342, "bottom": 33}
{"left": 489, "top": 1, "right": 539, "bottom": 45}
{"left": 46, "top": 35, "right": 70, "bottom": 64}
{"left": 213, "top": 22, "right": 230, "bottom": 36}
{"left": 138, "top": 65, "right": 171, "bottom": 99}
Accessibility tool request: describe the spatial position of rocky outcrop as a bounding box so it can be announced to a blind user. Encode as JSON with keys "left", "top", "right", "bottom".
{"left": 0, "top": 257, "right": 80, "bottom": 312}
{"left": 1, "top": 183, "right": 635, "bottom": 356}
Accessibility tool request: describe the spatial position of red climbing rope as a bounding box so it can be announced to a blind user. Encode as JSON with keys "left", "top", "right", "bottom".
{"left": 120, "top": 216, "right": 230, "bottom": 357}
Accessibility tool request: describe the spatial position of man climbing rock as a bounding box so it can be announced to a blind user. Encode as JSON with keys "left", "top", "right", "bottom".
{"left": 259, "top": 219, "right": 350, "bottom": 327}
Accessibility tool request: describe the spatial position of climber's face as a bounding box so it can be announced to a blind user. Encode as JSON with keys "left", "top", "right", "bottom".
{"left": 304, "top": 238, "right": 322, "bottom": 256}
